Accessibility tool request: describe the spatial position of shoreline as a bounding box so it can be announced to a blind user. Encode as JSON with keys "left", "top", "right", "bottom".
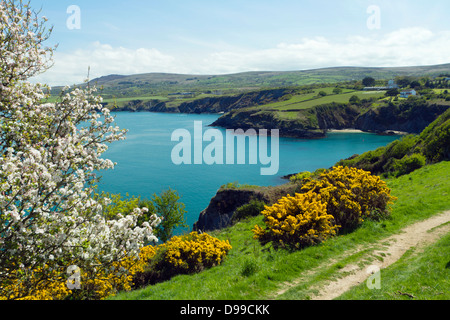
{"left": 327, "top": 128, "right": 409, "bottom": 136}
{"left": 327, "top": 129, "right": 365, "bottom": 133}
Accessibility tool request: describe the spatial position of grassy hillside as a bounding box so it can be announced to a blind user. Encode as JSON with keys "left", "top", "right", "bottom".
{"left": 337, "top": 108, "right": 450, "bottom": 177}
{"left": 211, "top": 87, "right": 449, "bottom": 139}
{"left": 111, "top": 160, "right": 449, "bottom": 300}
{"left": 51, "top": 63, "right": 450, "bottom": 101}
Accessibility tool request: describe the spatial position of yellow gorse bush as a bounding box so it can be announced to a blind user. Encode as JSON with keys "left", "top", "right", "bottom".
{"left": 0, "top": 245, "right": 157, "bottom": 300}
{"left": 254, "top": 166, "right": 396, "bottom": 250}
{"left": 0, "top": 232, "right": 231, "bottom": 300}
{"left": 253, "top": 191, "right": 338, "bottom": 249}
{"left": 156, "top": 232, "right": 232, "bottom": 274}
{"left": 0, "top": 266, "right": 72, "bottom": 301}
{"left": 301, "top": 166, "right": 397, "bottom": 230}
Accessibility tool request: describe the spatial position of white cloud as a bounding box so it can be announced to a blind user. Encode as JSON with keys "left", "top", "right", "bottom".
{"left": 32, "top": 42, "right": 181, "bottom": 86}
{"left": 32, "top": 27, "right": 450, "bottom": 86}
{"left": 205, "top": 27, "right": 450, "bottom": 72}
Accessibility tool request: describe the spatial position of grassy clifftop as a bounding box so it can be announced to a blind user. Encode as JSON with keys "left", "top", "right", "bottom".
{"left": 112, "top": 161, "right": 449, "bottom": 300}
{"left": 338, "top": 108, "right": 450, "bottom": 177}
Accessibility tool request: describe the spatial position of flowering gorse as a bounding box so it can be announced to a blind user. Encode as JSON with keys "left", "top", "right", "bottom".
{"left": 301, "top": 166, "right": 396, "bottom": 230}
{"left": 253, "top": 166, "right": 396, "bottom": 250}
{"left": 0, "top": 0, "right": 160, "bottom": 300}
{"left": 132, "top": 232, "right": 232, "bottom": 287}
{"left": 252, "top": 191, "right": 338, "bottom": 249}
{"left": 157, "top": 232, "right": 232, "bottom": 273}
{"left": 1, "top": 245, "right": 159, "bottom": 300}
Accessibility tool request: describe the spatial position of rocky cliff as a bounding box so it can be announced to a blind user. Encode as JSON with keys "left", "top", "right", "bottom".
{"left": 354, "top": 101, "right": 449, "bottom": 134}
{"left": 211, "top": 109, "right": 326, "bottom": 138}
{"left": 193, "top": 184, "right": 298, "bottom": 232}
{"left": 212, "top": 100, "right": 449, "bottom": 138}
{"left": 110, "top": 91, "right": 449, "bottom": 140}
{"left": 111, "top": 88, "right": 296, "bottom": 114}
{"left": 113, "top": 99, "right": 172, "bottom": 113}
{"left": 178, "top": 88, "right": 294, "bottom": 114}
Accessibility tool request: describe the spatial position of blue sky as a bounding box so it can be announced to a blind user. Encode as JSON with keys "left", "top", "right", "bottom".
{"left": 29, "top": 0, "right": 450, "bottom": 85}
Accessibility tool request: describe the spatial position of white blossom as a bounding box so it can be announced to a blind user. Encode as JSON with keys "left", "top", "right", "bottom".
{"left": 0, "top": 0, "right": 160, "bottom": 299}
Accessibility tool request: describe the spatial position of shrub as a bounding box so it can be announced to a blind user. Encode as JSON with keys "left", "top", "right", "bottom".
{"left": 392, "top": 153, "right": 426, "bottom": 177}
{"left": 349, "top": 95, "right": 361, "bottom": 105}
{"left": 240, "top": 258, "right": 259, "bottom": 277}
{"left": 418, "top": 108, "right": 450, "bottom": 163}
{"left": 301, "top": 166, "right": 396, "bottom": 231}
{"left": 134, "top": 232, "right": 232, "bottom": 285}
{"left": 289, "top": 171, "right": 312, "bottom": 184}
{"left": 151, "top": 189, "right": 188, "bottom": 243}
{"left": 1, "top": 245, "right": 158, "bottom": 300}
{"left": 99, "top": 189, "right": 188, "bottom": 243}
{"left": 252, "top": 191, "right": 338, "bottom": 250}
{"left": 232, "top": 199, "right": 268, "bottom": 223}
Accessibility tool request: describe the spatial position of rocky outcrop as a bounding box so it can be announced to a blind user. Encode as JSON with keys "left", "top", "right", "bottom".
{"left": 177, "top": 88, "right": 295, "bottom": 114}
{"left": 354, "top": 101, "right": 449, "bottom": 134}
{"left": 193, "top": 184, "right": 299, "bottom": 232}
{"left": 315, "top": 103, "right": 361, "bottom": 130}
{"left": 211, "top": 109, "right": 326, "bottom": 139}
{"left": 193, "top": 189, "right": 268, "bottom": 232}
{"left": 111, "top": 92, "right": 449, "bottom": 140}
{"left": 112, "top": 99, "right": 174, "bottom": 113}
{"left": 212, "top": 100, "right": 449, "bottom": 138}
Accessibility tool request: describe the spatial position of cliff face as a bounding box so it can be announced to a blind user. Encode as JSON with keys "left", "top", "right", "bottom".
{"left": 112, "top": 88, "right": 296, "bottom": 114}
{"left": 315, "top": 103, "right": 361, "bottom": 130}
{"left": 211, "top": 109, "right": 326, "bottom": 138}
{"left": 193, "top": 189, "right": 269, "bottom": 232}
{"left": 111, "top": 93, "right": 449, "bottom": 140}
{"left": 212, "top": 101, "right": 449, "bottom": 138}
{"left": 114, "top": 99, "right": 174, "bottom": 113}
{"left": 178, "top": 88, "right": 293, "bottom": 114}
{"left": 354, "top": 102, "right": 449, "bottom": 134}
{"left": 193, "top": 184, "right": 298, "bottom": 232}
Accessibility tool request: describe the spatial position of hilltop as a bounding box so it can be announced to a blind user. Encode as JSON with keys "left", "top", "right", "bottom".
{"left": 51, "top": 63, "right": 450, "bottom": 99}
{"left": 46, "top": 64, "right": 450, "bottom": 141}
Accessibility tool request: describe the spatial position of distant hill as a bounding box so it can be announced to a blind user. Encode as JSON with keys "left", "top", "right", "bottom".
{"left": 50, "top": 63, "right": 450, "bottom": 99}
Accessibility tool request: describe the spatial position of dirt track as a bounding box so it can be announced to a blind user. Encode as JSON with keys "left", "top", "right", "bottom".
{"left": 274, "top": 211, "right": 450, "bottom": 300}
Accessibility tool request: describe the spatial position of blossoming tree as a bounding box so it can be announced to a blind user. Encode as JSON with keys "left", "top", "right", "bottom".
{"left": 0, "top": 0, "right": 160, "bottom": 299}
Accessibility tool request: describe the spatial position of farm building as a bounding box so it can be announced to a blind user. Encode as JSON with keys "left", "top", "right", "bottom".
{"left": 400, "top": 89, "right": 417, "bottom": 98}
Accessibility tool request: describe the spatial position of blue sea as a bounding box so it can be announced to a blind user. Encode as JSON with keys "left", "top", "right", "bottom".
{"left": 98, "top": 112, "right": 401, "bottom": 230}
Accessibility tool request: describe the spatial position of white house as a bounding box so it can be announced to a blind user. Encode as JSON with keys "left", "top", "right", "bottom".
{"left": 400, "top": 89, "right": 417, "bottom": 98}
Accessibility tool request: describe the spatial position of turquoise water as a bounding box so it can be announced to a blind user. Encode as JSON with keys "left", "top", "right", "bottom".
{"left": 98, "top": 112, "right": 400, "bottom": 230}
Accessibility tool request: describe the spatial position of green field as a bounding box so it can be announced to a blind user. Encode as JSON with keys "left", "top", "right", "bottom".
{"left": 51, "top": 63, "right": 450, "bottom": 100}
{"left": 267, "top": 89, "right": 386, "bottom": 112}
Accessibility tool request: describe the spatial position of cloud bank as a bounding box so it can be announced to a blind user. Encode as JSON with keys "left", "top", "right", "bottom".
{"left": 33, "top": 27, "right": 450, "bottom": 86}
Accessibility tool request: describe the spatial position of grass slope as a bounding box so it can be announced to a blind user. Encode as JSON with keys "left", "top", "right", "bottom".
{"left": 52, "top": 63, "right": 450, "bottom": 100}
{"left": 111, "top": 161, "right": 450, "bottom": 300}
{"left": 336, "top": 232, "right": 450, "bottom": 300}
